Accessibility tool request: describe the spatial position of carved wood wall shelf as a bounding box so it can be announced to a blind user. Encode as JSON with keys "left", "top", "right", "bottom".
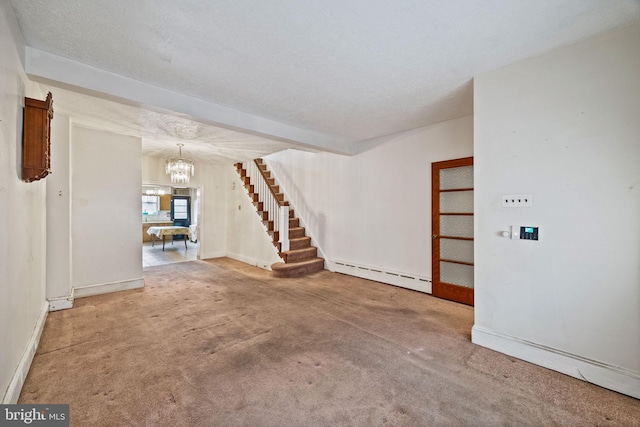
{"left": 22, "top": 92, "right": 53, "bottom": 182}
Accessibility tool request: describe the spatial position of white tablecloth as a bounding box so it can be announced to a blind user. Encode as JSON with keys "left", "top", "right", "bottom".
{"left": 146, "top": 226, "right": 190, "bottom": 238}
{"left": 188, "top": 224, "right": 198, "bottom": 242}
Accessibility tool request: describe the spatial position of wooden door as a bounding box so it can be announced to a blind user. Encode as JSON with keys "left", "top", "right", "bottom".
{"left": 432, "top": 157, "right": 474, "bottom": 306}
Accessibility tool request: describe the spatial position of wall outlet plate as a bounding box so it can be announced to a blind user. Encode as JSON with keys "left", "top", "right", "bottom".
{"left": 502, "top": 194, "right": 532, "bottom": 207}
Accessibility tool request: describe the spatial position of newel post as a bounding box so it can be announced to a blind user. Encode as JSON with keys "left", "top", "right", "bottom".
{"left": 279, "top": 205, "right": 289, "bottom": 252}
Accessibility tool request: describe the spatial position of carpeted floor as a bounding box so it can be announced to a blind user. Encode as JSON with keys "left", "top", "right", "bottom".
{"left": 19, "top": 258, "right": 640, "bottom": 426}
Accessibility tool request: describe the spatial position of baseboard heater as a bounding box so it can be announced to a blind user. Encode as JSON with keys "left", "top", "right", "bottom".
{"left": 332, "top": 260, "right": 432, "bottom": 294}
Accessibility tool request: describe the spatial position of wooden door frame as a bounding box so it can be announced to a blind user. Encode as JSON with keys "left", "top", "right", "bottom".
{"left": 432, "top": 157, "right": 474, "bottom": 306}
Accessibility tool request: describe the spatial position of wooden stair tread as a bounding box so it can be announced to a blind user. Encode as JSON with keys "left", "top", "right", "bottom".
{"left": 280, "top": 246, "right": 317, "bottom": 263}
{"left": 288, "top": 226, "right": 306, "bottom": 239}
{"left": 271, "top": 258, "right": 324, "bottom": 278}
{"left": 280, "top": 246, "right": 315, "bottom": 256}
{"left": 289, "top": 236, "right": 311, "bottom": 250}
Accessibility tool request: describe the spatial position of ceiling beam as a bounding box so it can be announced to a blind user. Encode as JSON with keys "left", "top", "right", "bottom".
{"left": 25, "top": 47, "right": 355, "bottom": 155}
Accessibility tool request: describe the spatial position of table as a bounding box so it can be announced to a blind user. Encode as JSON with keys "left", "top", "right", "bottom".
{"left": 146, "top": 226, "right": 190, "bottom": 251}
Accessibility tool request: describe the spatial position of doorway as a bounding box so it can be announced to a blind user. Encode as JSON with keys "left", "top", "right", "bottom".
{"left": 431, "top": 157, "right": 474, "bottom": 305}
{"left": 141, "top": 185, "right": 201, "bottom": 267}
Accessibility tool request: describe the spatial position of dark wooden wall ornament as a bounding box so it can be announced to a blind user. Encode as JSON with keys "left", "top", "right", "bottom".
{"left": 22, "top": 92, "right": 53, "bottom": 182}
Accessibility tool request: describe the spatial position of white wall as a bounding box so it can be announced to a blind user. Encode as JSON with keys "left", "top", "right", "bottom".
{"left": 225, "top": 167, "right": 283, "bottom": 268}
{"left": 266, "top": 115, "right": 473, "bottom": 290}
{"left": 473, "top": 23, "right": 640, "bottom": 398}
{"left": 46, "top": 113, "right": 73, "bottom": 308}
{"left": 142, "top": 156, "right": 228, "bottom": 259}
{"left": 72, "top": 127, "right": 143, "bottom": 296}
{"left": 0, "top": 2, "right": 48, "bottom": 403}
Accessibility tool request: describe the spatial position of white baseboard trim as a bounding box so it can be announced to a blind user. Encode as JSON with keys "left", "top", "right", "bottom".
{"left": 199, "top": 250, "right": 226, "bottom": 260}
{"left": 472, "top": 325, "right": 640, "bottom": 399}
{"left": 47, "top": 288, "right": 74, "bottom": 311}
{"left": 2, "top": 301, "right": 49, "bottom": 404}
{"left": 329, "top": 260, "right": 432, "bottom": 294}
{"left": 225, "top": 251, "right": 274, "bottom": 270}
{"left": 74, "top": 277, "right": 144, "bottom": 298}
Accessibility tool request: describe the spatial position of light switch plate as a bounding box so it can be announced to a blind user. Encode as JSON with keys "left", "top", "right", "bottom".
{"left": 502, "top": 194, "right": 532, "bottom": 208}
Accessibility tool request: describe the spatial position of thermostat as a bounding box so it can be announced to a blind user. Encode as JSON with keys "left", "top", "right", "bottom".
{"left": 511, "top": 225, "right": 539, "bottom": 240}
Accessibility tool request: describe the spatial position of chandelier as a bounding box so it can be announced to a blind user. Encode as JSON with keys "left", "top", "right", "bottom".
{"left": 165, "top": 143, "right": 194, "bottom": 184}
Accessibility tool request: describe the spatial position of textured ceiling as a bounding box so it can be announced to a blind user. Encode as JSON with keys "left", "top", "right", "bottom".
{"left": 44, "top": 86, "right": 298, "bottom": 163}
{"left": 9, "top": 0, "right": 640, "bottom": 158}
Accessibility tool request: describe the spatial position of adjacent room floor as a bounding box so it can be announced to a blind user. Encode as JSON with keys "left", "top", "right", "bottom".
{"left": 142, "top": 240, "right": 198, "bottom": 267}
{"left": 20, "top": 259, "right": 640, "bottom": 426}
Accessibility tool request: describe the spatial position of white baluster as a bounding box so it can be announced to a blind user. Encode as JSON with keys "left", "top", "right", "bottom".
{"left": 279, "top": 205, "right": 289, "bottom": 252}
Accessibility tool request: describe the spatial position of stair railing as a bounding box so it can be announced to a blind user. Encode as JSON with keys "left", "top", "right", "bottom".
{"left": 243, "top": 160, "right": 290, "bottom": 252}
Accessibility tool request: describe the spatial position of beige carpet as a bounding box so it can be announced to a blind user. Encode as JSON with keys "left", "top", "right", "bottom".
{"left": 20, "top": 258, "right": 640, "bottom": 426}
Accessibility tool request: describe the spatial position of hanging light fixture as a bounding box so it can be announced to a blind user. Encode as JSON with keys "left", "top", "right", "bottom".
{"left": 165, "top": 143, "right": 194, "bottom": 184}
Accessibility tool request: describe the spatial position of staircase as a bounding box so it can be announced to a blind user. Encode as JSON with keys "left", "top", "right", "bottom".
{"left": 235, "top": 159, "right": 324, "bottom": 278}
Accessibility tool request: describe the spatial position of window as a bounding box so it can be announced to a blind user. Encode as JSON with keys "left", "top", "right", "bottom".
{"left": 173, "top": 198, "right": 188, "bottom": 219}
{"left": 142, "top": 195, "right": 159, "bottom": 214}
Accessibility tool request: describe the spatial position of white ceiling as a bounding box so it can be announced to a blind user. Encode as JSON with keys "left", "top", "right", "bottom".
{"left": 43, "top": 86, "right": 299, "bottom": 164}
{"left": 9, "top": 0, "right": 640, "bottom": 161}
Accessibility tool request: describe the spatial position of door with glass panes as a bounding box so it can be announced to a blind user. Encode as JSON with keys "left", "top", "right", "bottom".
{"left": 171, "top": 196, "right": 191, "bottom": 240}
{"left": 431, "top": 157, "right": 474, "bottom": 306}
